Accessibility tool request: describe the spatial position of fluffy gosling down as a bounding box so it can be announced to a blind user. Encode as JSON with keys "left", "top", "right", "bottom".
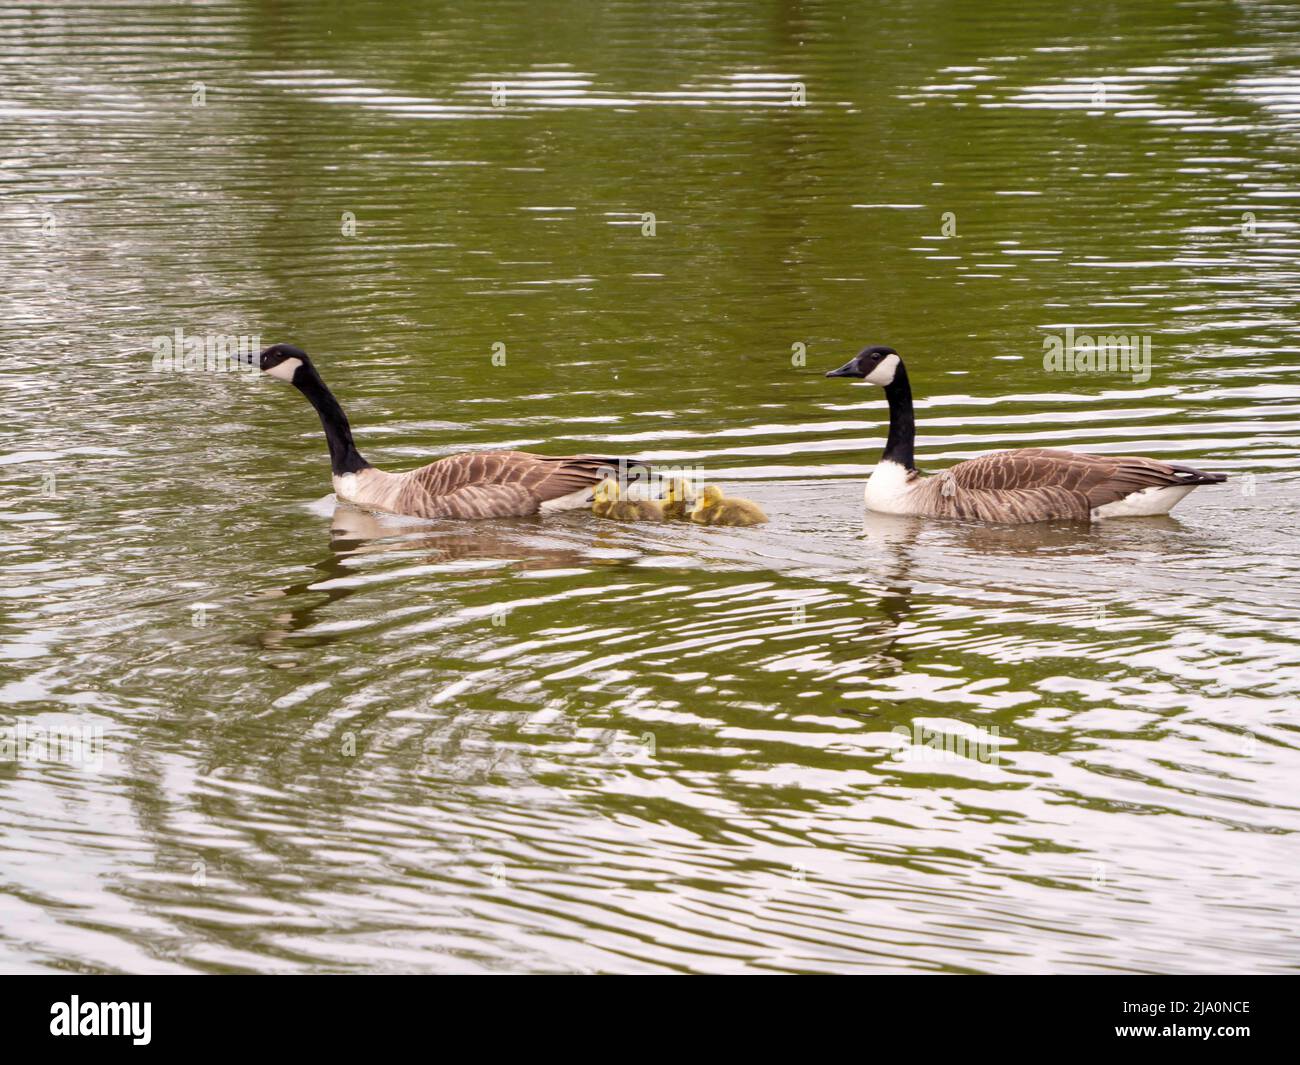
{"left": 591, "top": 477, "right": 618, "bottom": 518}
{"left": 661, "top": 477, "right": 696, "bottom": 519}
{"left": 690, "top": 484, "right": 769, "bottom": 526}
{"left": 592, "top": 479, "right": 667, "bottom": 521}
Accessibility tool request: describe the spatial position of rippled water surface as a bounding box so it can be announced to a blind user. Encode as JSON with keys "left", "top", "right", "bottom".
{"left": 3, "top": 0, "right": 1299, "bottom": 973}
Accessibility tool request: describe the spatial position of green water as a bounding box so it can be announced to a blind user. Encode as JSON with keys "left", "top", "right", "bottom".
{"left": 2, "top": 0, "right": 1298, "bottom": 973}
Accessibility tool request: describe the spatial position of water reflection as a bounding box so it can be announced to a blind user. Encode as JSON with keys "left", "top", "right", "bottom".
{"left": 2, "top": 0, "right": 1299, "bottom": 974}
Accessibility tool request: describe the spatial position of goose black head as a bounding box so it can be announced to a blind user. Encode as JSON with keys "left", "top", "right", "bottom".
{"left": 825, "top": 345, "right": 901, "bottom": 386}
{"left": 258, "top": 343, "right": 311, "bottom": 384}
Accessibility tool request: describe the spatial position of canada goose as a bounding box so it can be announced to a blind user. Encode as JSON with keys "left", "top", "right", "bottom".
{"left": 253, "top": 345, "right": 649, "bottom": 519}
{"left": 661, "top": 477, "right": 695, "bottom": 519}
{"left": 599, "top": 479, "right": 667, "bottom": 521}
{"left": 825, "top": 345, "right": 1227, "bottom": 523}
{"left": 689, "top": 484, "right": 769, "bottom": 526}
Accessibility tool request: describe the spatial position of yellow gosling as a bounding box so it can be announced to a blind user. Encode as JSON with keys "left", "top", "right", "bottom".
{"left": 591, "top": 477, "right": 618, "bottom": 518}
{"left": 689, "top": 484, "right": 769, "bottom": 526}
{"left": 602, "top": 480, "right": 667, "bottom": 521}
{"left": 661, "top": 477, "right": 696, "bottom": 519}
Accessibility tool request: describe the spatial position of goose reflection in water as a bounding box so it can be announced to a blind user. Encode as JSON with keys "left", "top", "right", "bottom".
{"left": 857, "top": 508, "right": 1184, "bottom": 557}
{"left": 253, "top": 502, "right": 606, "bottom": 648}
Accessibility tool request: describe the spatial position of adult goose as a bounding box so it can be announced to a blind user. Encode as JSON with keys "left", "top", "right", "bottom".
{"left": 253, "top": 344, "right": 648, "bottom": 519}
{"left": 824, "top": 345, "right": 1226, "bottom": 523}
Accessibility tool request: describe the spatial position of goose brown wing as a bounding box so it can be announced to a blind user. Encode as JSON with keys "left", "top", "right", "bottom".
{"left": 1075, "top": 454, "right": 1226, "bottom": 509}
{"left": 392, "top": 451, "right": 644, "bottom": 519}
{"left": 943, "top": 449, "right": 1114, "bottom": 492}
{"left": 908, "top": 474, "right": 1093, "bottom": 522}
{"left": 916, "top": 448, "right": 1224, "bottom": 522}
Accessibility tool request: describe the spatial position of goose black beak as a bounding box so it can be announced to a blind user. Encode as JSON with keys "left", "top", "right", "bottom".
{"left": 825, "top": 359, "right": 863, "bottom": 378}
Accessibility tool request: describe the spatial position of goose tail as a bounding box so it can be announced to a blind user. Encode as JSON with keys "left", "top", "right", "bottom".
{"left": 590, "top": 456, "right": 653, "bottom": 474}
{"left": 1165, "top": 463, "right": 1227, "bottom": 486}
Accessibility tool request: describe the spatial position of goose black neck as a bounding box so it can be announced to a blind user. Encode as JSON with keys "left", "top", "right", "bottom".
{"left": 295, "top": 366, "right": 370, "bottom": 475}
{"left": 881, "top": 362, "right": 916, "bottom": 470}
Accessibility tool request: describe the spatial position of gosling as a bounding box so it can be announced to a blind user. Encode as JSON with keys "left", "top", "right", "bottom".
{"left": 689, "top": 484, "right": 769, "bottom": 526}
{"left": 591, "top": 477, "right": 618, "bottom": 518}
{"left": 596, "top": 479, "right": 667, "bottom": 521}
{"left": 661, "top": 477, "right": 696, "bottom": 520}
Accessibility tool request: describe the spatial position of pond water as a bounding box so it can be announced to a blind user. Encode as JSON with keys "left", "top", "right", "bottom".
{"left": 2, "top": 0, "right": 1298, "bottom": 973}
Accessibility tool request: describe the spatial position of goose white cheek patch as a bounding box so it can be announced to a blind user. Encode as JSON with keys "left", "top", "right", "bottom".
{"left": 264, "top": 357, "right": 303, "bottom": 382}
{"left": 864, "top": 353, "right": 900, "bottom": 386}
